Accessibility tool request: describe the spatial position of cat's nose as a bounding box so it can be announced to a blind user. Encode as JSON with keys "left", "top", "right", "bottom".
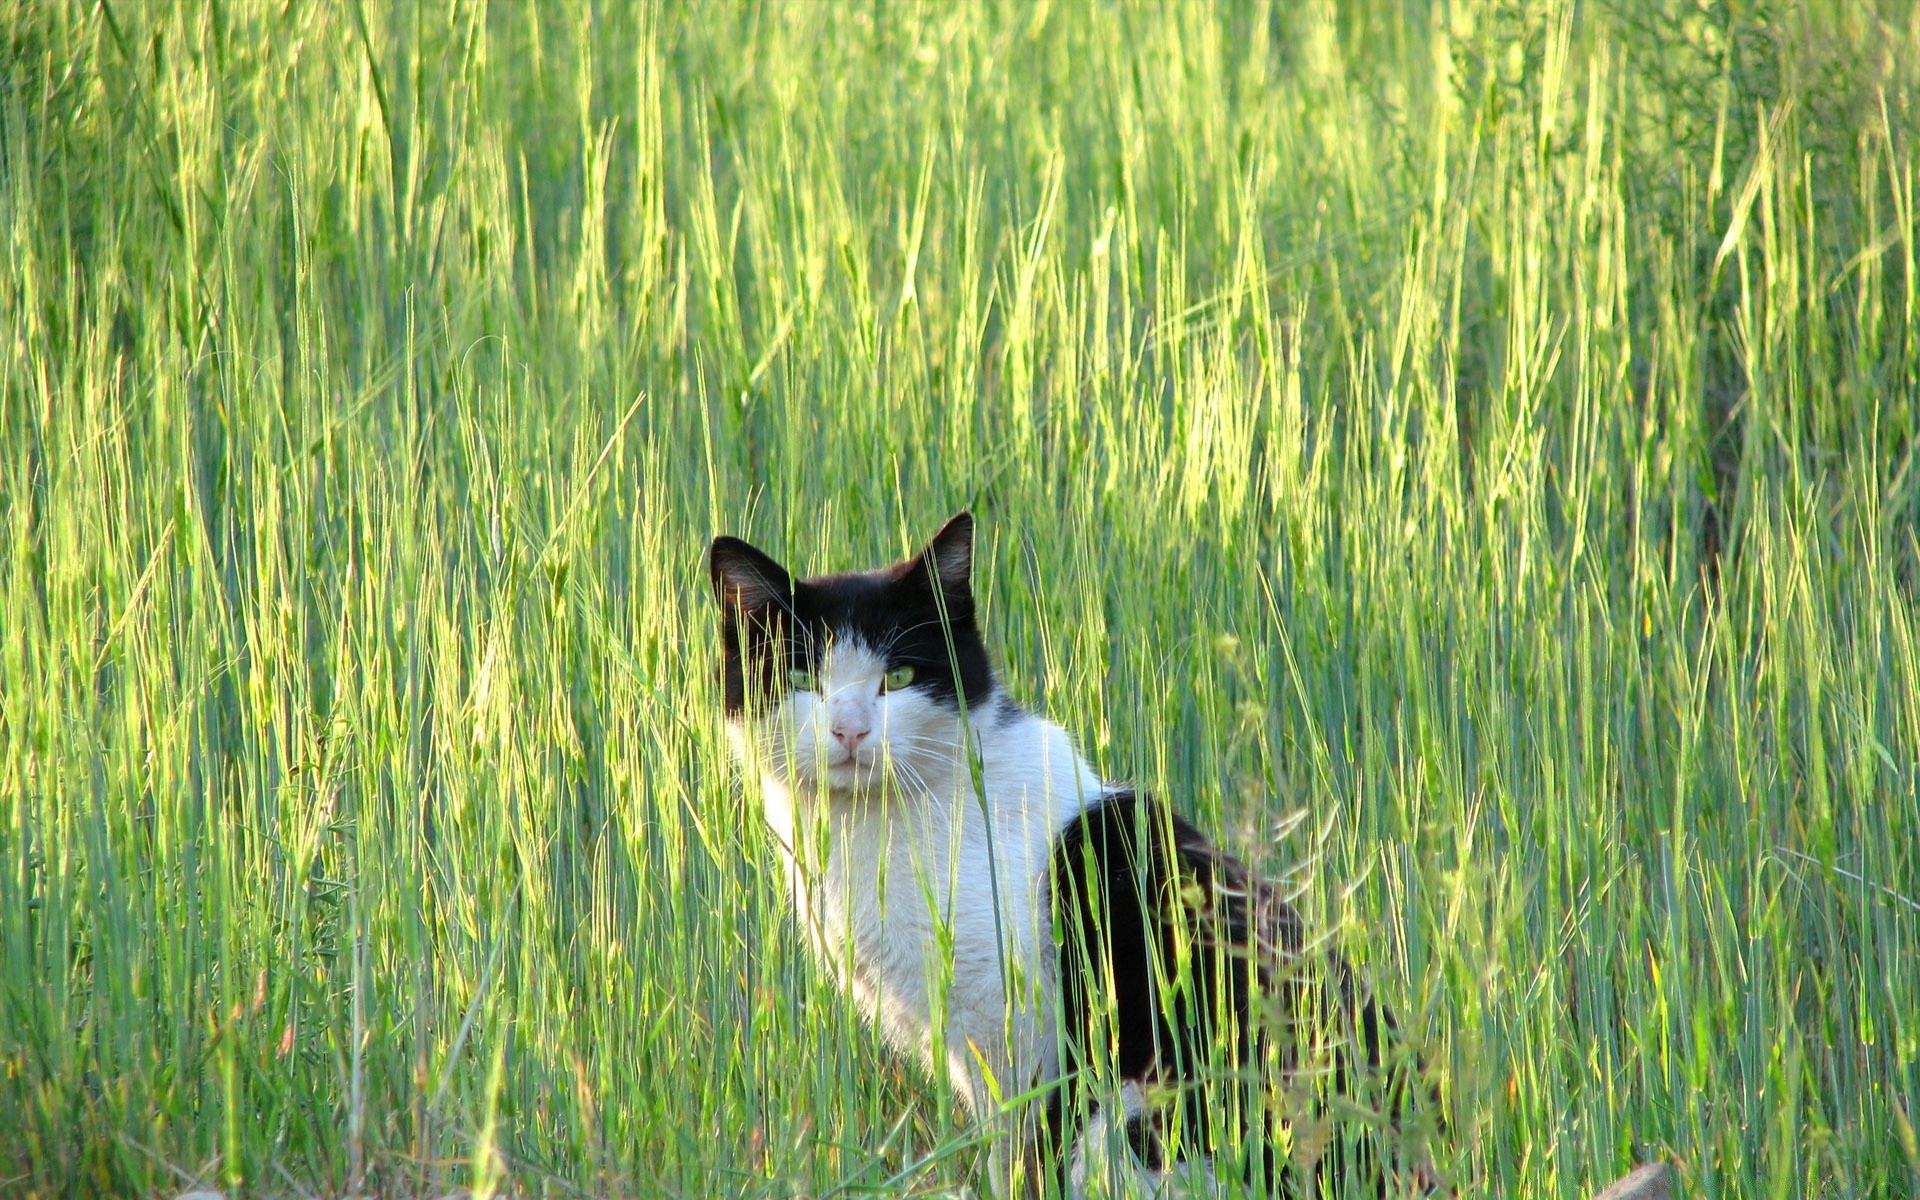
{"left": 830, "top": 717, "right": 870, "bottom": 752}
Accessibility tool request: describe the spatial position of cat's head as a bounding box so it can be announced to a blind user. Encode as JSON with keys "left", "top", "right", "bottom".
{"left": 708, "top": 513, "right": 993, "bottom": 798}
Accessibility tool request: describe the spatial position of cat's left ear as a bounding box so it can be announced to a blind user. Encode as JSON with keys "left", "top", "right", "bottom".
{"left": 710, "top": 536, "right": 795, "bottom": 615}
{"left": 915, "top": 511, "right": 974, "bottom": 596}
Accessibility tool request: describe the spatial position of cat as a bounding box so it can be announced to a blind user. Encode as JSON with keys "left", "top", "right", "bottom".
{"left": 709, "top": 512, "right": 1431, "bottom": 1197}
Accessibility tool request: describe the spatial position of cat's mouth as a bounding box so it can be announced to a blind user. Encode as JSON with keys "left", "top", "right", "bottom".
{"left": 769, "top": 725, "right": 914, "bottom": 796}
{"left": 824, "top": 760, "right": 865, "bottom": 785}
{"left": 824, "top": 752, "right": 883, "bottom": 786}
{"left": 811, "top": 745, "right": 895, "bottom": 794}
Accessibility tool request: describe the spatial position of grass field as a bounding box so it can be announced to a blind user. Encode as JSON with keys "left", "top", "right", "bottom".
{"left": 4, "top": 0, "right": 1919, "bottom": 1196}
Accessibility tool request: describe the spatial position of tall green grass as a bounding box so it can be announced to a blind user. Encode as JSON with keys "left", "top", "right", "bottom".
{"left": 3, "top": 0, "right": 1916, "bottom": 1195}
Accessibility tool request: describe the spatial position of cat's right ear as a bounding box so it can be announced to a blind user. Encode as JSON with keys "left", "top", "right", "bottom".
{"left": 709, "top": 536, "right": 794, "bottom": 615}
{"left": 918, "top": 511, "right": 975, "bottom": 595}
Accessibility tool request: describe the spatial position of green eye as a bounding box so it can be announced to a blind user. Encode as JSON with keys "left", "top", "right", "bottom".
{"left": 882, "top": 665, "right": 916, "bottom": 692}
{"left": 789, "top": 668, "right": 818, "bottom": 692}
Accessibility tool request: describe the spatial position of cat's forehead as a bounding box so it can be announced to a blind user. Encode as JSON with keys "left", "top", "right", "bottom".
{"left": 797, "top": 566, "right": 909, "bottom": 619}
{"left": 787, "top": 566, "right": 931, "bottom": 644}
{"left": 821, "top": 638, "right": 885, "bottom": 679}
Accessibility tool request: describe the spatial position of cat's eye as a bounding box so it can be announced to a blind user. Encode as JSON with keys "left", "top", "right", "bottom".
{"left": 881, "top": 665, "right": 916, "bottom": 692}
{"left": 789, "top": 668, "right": 818, "bottom": 692}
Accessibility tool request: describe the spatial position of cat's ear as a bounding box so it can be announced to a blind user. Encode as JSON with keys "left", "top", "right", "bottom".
{"left": 915, "top": 511, "right": 974, "bottom": 595}
{"left": 709, "top": 536, "right": 794, "bottom": 614}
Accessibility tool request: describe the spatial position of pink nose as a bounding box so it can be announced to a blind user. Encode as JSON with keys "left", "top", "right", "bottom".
{"left": 831, "top": 720, "right": 870, "bottom": 752}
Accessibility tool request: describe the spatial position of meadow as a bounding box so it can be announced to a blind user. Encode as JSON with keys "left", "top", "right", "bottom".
{"left": 3, "top": 0, "right": 1918, "bottom": 1195}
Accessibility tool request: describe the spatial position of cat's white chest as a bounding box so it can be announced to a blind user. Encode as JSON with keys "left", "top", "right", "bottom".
{"left": 746, "top": 709, "right": 1107, "bottom": 1134}
{"left": 763, "top": 774, "right": 1051, "bottom": 1112}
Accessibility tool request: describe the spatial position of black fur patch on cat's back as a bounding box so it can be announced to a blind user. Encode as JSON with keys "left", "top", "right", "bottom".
{"left": 1049, "top": 790, "right": 1280, "bottom": 1182}
{"left": 1048, "top": 792, "right": 1419, "bottom": 1195}
{"left": 1051, "top": 791, "right": 1249, "bottom": 1083}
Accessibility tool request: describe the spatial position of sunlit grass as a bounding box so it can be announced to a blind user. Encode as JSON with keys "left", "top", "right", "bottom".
{"left": 2, "top": 0, "right": 1916, "bottom": 1196}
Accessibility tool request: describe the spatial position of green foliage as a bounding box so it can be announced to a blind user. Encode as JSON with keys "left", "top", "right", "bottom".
{"left": 2, "top": 0, "right": 1915, "bottom": 1195}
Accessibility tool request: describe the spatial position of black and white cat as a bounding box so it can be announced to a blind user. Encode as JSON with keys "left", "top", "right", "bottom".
{"left": 710, "top": 513, "right": 1427, "bottom": 1197}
